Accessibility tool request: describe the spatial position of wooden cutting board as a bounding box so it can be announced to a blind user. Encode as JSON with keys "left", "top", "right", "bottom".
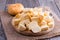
{"left": 1, "top": 0, "right": 60, "bottom": 40}
{"left": 0, "top": 10, "right": 60, "bottom": 40}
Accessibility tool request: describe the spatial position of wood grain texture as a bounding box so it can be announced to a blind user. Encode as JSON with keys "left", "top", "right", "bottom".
{"left": 15, "top": 0, "right": 40, "bottom": 7}
{"left": 0, "top": 0, "right": 6, "bottom": 11}
{"left": 5, "top": 0, "right": 40, "bottom": 8}
{"left": 54, "top": 0, "right": 60, "bottom": 17}
{"left": 0, "top": 17, "right": 6, "bottom": 40}
{"left": 0, "top": 0, "right": 7, "bottom": 40}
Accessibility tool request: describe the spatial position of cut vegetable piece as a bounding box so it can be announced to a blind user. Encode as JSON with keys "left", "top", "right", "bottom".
{"left": 28, "top": 21, "right": 41, "bottom": 33}
{"left": 17, "top": 19, "right": 30, "bottom": 31}
{"left": 44, "top": 11, "right": 50, "bottom": 16}
{"left": 44, "top": 16, "right": 53, "bottom": 23}
{"left": 18, "top": 23, "right": 26, "bottom": 31}
{"left": 39, "top": 20, "right": 47, "bottom": 26}
{"left": 41, "top": 25, "right": 48, "bottom": 31}
{"left": 48, "top": 22, "right": 54, "bottom": 28}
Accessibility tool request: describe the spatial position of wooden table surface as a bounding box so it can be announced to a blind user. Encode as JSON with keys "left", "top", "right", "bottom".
{"left": 0, "top": 0, "right": 60, "bottom": 40}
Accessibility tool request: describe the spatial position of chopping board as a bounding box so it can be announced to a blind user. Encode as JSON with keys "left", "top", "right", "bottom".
{"left": 1, "top": 9, "right": 60, "bottom": 40}
{"left": 1, "top": 0, "right": 60, "bottom": 40}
